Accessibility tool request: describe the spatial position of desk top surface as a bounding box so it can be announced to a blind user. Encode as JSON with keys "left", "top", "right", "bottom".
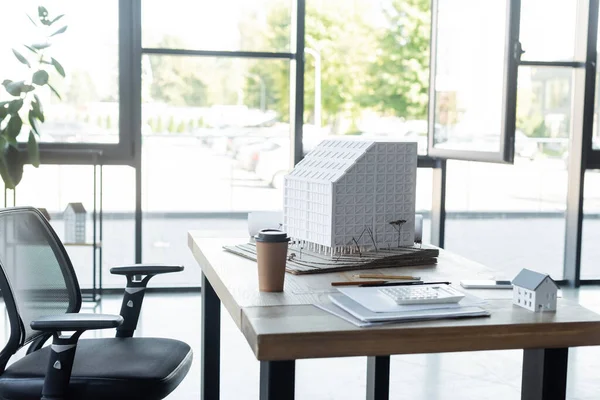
{"left": 189, "top": 233, "right": 600, "bottom": 361}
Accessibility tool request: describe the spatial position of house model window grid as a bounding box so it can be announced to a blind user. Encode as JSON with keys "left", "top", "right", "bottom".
{"left": 64, "top": 202, "right": 87, "bottom": 244}
{"left": 283, "top": 140, "right": 417, "bottom": 255}
{"left": 512, "top": 268, "right": 558, "bottom": 312}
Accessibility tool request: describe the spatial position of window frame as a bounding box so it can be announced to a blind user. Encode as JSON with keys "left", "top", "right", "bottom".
{"left": 427, "top": 0, "right": 521, "bottom": 163}
{"left": 9, "top": 0, "right": 135, "bottom": 166}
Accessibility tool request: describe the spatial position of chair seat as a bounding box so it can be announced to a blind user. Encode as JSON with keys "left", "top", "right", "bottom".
{"left": 0, "top": 337, "right": 192, "bottom": 400}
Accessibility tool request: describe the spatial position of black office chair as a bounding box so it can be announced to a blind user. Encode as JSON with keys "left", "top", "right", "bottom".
{"left": 0, "top": 207, "right": 192, "bottom": 400}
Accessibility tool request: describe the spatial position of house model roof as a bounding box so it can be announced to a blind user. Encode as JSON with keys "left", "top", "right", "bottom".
{"left": 512, "top": 268, "right": 558, "bottom": 290}
{"left": 65, "top": 202, "right": 86, "bottom": 213}
{"left": 288, "top": 140, "right": 375, "bottom": 183}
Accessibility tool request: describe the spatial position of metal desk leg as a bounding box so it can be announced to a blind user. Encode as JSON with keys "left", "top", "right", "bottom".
{"left": 367, "top": 356, "right": 390, "bottom": 400}
{"left": 522, "top": 348, "right": 568, "bottom": 400}
{"left": 202, "top": 273, "right": 221, "bottom": 400}
{"left": 260, "top": 360, "right": 295, "bottom": 400}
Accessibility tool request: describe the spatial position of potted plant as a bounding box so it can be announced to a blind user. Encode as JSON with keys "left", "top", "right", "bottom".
{"left": 0, "top": 5, "right": 67, "bottom": 189}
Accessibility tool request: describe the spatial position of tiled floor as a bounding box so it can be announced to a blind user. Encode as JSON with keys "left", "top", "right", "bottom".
{"left": 26, "top": 288, "right": 600, "bottom": 399}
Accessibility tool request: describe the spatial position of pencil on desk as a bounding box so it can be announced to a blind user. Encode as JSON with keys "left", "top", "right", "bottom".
{"left": 353, "top": 274, "right": 420, "bottom": 280}
{"left": 331, "top": 280, "right": 388, "bottom": 286}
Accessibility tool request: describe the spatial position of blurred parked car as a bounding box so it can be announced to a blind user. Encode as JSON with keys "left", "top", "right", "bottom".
{"left": 38, "top": 121, "right": 110, "bottom": 143}
{"left": 515, "top": 130, "right": 539, "bottom": 160}
{"left": 359, "top": 120, "right": 444, "bottom": 155}
{"left": 227, "top": 125, "right": 288, "bottom": 157}
{"left": 255, "top": 140, "right": 290, "bottom": 188}
{"left": 236, "top": 139, "right": 283, "bottom": 172}
{"left": 254, "top": 135, "right": 323, "bottom": 188}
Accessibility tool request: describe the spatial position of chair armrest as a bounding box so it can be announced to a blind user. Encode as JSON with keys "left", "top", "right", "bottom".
{"left": 110, "top": 264, "right": 183, "bottom": 338}
{"left": 31, "top": 313, "right": 123, "bottom": 332}
{"left": 30, "top": 313, "right": 123, "bottom": 399}
{"left": 110, "top": 264, "right": 183, "bottom": 276}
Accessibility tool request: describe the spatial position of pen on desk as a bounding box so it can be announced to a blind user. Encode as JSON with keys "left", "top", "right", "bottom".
{"left": 353, "top": 274, "right": 421, "bottom": 280}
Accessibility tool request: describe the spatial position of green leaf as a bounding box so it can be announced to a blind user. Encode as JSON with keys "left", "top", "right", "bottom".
{"left": 27, "top": 131, "right": 40, "bottom": 167}
{"left": 21, "top": 85, "right": 35, "bottom": 94}
{"left": 12, "top": 49, "right": 30, "bottom": 68}
{"left": 32, "top": 43, "right": 51, "bottom": 50}
{"left": 4, "top": 80, "right": 35, "bottom": 96}
{"left": 7, "top": 99, "right": 23, "bottom": 115}
{"left": 0, "top": 104, "right": 8, "bottom": 120}
{"left": 24, "top": 45, "right": 39, "bottom": 55}
{"left": 50, "top": 14, "right": 65, "bottom": 25}
{"left": 2, "top": 80, "right": 23, "bottom": 96}
{"left": 32, "top": 70, "right": 49, "bottom": 86}
{"left": 33, "top": 95, "right": 44, "bottom": 119}
{"left": 48, "top": 83, "right": 61, "bottom": 100}
{"left": 0, "top": 150, "right": 17, "bottom": 190}
{"left": 38, "top": 6, "right": 49, "bottom": 23}
{"left": 26, "top": 14, "right": 38, "bottom": 27}
{"left": 4, "top": 135, "right": 17, "bottom": 147}
{"left": 6, "top": 115, "right": 22, "bottom": 140}
{"left": 50, "top": 26, "right": 68, "bottom": 37}
{"left": 28, "top": 110, "right": 39, "bottom": 135}
{"left": 30, "top": 102, "right": 44, "bottom": 124}
{"left": 4, "top": 145, "right": 25, "bottom": 189}
{"left": 51, "top": 58, "right": 65, "bottom": 77}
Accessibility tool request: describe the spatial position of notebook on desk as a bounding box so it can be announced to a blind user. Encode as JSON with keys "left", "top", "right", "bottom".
{"left": 336, "top": 285, "right": 485, "bottom": 313}
{"left": 328, "top": 292, "right": 490, "bottom": 323}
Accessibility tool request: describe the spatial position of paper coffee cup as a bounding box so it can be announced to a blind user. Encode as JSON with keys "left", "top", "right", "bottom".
{"left": 255, "top": 229, "right": 290, "bottom": 292}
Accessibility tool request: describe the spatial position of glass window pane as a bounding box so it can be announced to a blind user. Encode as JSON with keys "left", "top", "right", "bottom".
{"left": 594, "top": 70, "right": 600, "bottom": 150}
{"left": 444, "top": 66, "right": 572, "bottom": 279}
{"left": 141, "top": 57, "right": 290, "bottom": 286}
{"left": 0, "top": 1, "right": 119, "bottom": 144}
{"left": 593, "top": 6, "right": 600, "bottom": 150}
{"left": 517, "top": 67, "right": 571, "bottom": 159}
{"left": 581, "top": 170, "right": 600, "bottom": 278}
{"left": 142, "top": 56, "right": 291, "bottom": 211}
{"left": 416, "top": 168, "right": 433, "bottom": 244}
{"left": 445, "top": 159, "right": 568, "bottom": 279}
{"left": 12, "top": 165, "right": 137, "bottom": 290}
{"left": 519, "top": 0, "right": 579, "bottom": 62}
{"left": 431, "top": 0, "right": 509, "bottom": 154}
{"left": 304, "top": 0, "right": 431, "bottom": 155}
{"left": 142, "top": 0, "right": 292, "bottom": 52}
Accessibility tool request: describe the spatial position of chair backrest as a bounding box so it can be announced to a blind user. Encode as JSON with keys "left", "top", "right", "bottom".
{"left": 0, "top": 207, "right": 81, "bottom": 372}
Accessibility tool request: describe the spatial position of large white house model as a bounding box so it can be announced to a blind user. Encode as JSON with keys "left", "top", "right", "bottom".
{"left": 283, "top": 140, "right": 417, "bottom": 255}
{"left": 512, "top": 268, "right": 558, "bottom": 312}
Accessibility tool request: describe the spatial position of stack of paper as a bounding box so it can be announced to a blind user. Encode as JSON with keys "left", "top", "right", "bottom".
{"left": 316, "top": 285, "right": 490, "bottom": 328}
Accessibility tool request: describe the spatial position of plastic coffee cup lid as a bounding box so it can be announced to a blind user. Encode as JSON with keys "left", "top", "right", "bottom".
{"left": 255, "top": 229, "right": 290, "bottom": 243}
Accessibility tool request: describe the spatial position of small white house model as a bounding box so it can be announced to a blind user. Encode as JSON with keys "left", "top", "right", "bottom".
{"left": 283, "top": 140, "right": 417, "bottom": 255}
{"left": 512, "top": 268, "right": 558, "bottom": 312}
{"left": 64, "top": 202, "right": 87, "bottom": 243}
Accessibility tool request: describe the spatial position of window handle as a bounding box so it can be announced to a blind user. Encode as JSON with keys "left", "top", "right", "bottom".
{"left": 514, "top": 41, "right": 526, "bottom": 62}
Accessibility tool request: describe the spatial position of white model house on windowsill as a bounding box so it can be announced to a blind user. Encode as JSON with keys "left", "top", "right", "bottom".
{"left": 512, "top": 268, "right": 558, "bottom": 312}
{"left": 64, "top": 202, "right": 87, "bottom": 244}
{"left": 283, "top": 140, "right": 417, "bottom": 255}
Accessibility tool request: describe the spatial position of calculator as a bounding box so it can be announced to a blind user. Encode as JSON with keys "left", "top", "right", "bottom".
{"left": 379, "top": 284, "right": 465, "bottom": 305}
